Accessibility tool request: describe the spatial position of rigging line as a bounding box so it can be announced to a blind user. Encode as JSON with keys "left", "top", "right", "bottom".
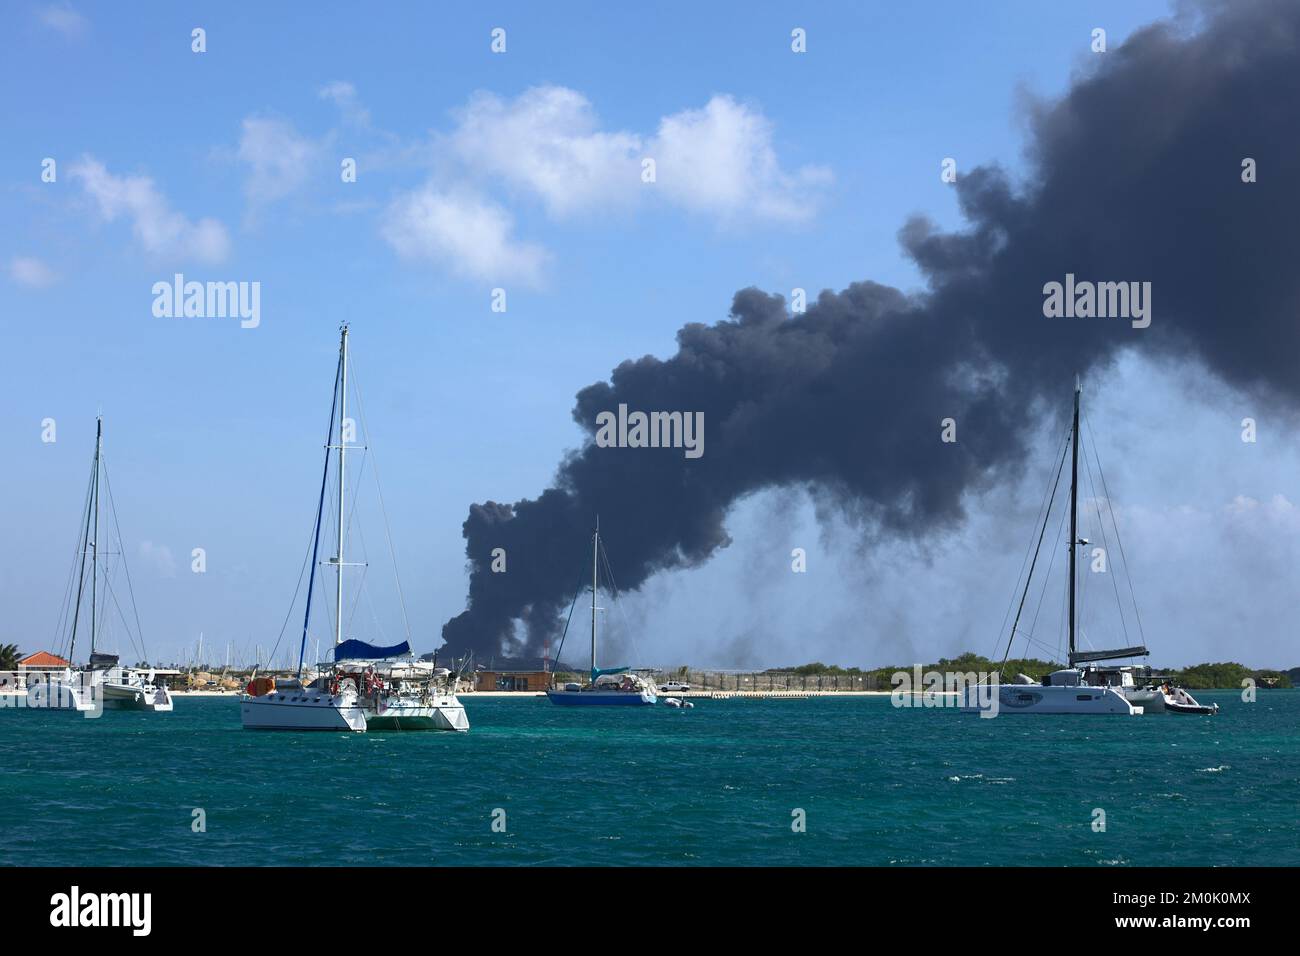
{"left": 999, "top": 426, "right": 1071, "bottom": 673}
{"left": 263, "top": 512, "right": 319, "bottom": 669}
{"left": 552, "top": 572, "right": 587, "bottom": 671}
{"left": 295, "top": 348, "right": 342, "bottom": 676}
{"left": 350, "top": 360, "right": 413, "bottom": 643}
{"left": 1074, "top": 452, "right": 1094, "bottom": 648}
{"left": 1079, "top": 422, "right": 1130, "bottom": 647}
{"left": 65, "top": 448, "right": 100, "bottom": 662}
{"left": 315, "top": 462, "right": 343, "bottom": 643}
{"left": 99, "top": 459, "right": 149, "bottom": 662}
{"left": 54, "top": 457, "right": 96, "bottom": 659}
{"left": 994, "top": 424, "right": 1072, "bottom": 661}
{"left": 54, "top": 523, "right": 87, "bottom": 661}
{"left": 99, "top": 573, "right": 137, "bottom": 662}
{"left": 598, "top": 536, "right": 645, "bottom": 667}
{"left": 344, "top": 465, "right": 379, "bottom": 638}
{"left": 1026, "top": 488, "right": 1071, "bottom": 664}
{"left": 1085, "top": 411, "right": 1148, "bottom": 646}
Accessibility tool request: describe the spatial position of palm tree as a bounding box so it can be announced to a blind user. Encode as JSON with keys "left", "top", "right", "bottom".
{"left": 0, "top": 643, "right": 22, "bottom": 671}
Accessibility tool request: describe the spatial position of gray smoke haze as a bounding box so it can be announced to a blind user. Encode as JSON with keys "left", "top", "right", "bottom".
{"left": 442, "top": 0, "right": 1300, "bottom": 660}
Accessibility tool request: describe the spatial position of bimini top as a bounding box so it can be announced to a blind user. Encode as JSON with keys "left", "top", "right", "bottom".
{"left": 333, "top": 639, "right": 411, "bottom": 661}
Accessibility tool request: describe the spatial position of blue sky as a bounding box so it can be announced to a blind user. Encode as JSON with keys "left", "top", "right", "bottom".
{"left": 6, "top": 0, "right": 1292, "bottom": 670}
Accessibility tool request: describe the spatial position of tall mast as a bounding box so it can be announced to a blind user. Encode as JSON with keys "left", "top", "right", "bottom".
{"left": 90, "top": 415, "right": 102, "bottom": 656}
{"left": 1068, "top": 377, "right": 1080, "bottom": 661}
{"left": 335, "top": 325, "right": 349, "bottom": 648}
{"left": 591, "top": 516, "right": 599, "bottom": 680}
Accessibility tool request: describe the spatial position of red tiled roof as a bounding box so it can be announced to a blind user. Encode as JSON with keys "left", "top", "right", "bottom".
{"left": 18, "top": 651, "right": 70, "bottom": 667}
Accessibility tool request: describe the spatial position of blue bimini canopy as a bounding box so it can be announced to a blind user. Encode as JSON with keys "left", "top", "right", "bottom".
{"left": 334, "top": 639, "right": 412, "bottom": 661}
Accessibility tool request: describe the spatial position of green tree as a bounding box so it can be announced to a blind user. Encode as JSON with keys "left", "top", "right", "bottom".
{"left": 0, "top": 644, "right": 22, "bottom": 670}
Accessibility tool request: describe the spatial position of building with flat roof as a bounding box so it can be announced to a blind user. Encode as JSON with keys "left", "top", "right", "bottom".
{"left": 475, "top": 670, "right": 551, "bottom": 692}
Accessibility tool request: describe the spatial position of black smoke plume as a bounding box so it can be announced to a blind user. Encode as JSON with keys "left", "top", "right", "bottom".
{"left": 442, "top": 0, "right": 1300, "bottom": 660}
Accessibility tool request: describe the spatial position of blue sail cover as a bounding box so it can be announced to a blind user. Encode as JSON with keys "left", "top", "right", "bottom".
{"left": 334, "top": 639, "right": 411, "bottom": 661}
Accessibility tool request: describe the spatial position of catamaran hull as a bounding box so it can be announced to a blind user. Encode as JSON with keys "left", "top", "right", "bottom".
{"left": 102, "top": 682, "right": 173, "bottom": 712}
{"left": 546, "top": 689, "right": 657, "bottom": 706}
{"left": 1121, "top": 687, "right": 1164, "bottom": 712}
{"left": 366, "top": 697, "right": 469, "bottom": 731}
{"left": 25, "top": 676, "right": 98, "bottom": 712}
{"left": 960, "top": 684, "right": 1141, "bottom": 715}
{"left": 240, "top": 694, "right": 367, "bottom": 731}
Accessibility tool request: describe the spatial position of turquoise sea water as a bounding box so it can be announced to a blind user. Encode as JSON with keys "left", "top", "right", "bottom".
{"left": 2, "top": 691, "right": 1296, "bottom": 866}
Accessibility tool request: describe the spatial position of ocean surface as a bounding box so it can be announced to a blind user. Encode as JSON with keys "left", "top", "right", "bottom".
{"left": 2, "top": 691, "right": 1296, "bottom": 866}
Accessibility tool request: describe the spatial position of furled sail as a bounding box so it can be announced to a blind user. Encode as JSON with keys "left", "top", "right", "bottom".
{"left": 1069, "top": 646, "right": 1149, "bottom": 665}
{"left": 334, "top": 639, "right": 412, "bottom": 661}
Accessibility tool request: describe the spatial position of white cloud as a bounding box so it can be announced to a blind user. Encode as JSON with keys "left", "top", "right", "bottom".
{"left": 449, "top": 87, "right": 642, "bottom": 217}
{"left": 380, "top": 186, "right": 548, "bottom": 285}
{"left": 37, "top": 4, "right": 87, "bottom": 38}
{"left": 319, "top": 80, "right": 371, "bottom": 127}
{"left": 139, "top": 541, "right": 176, "bottom": 579}
{"left": 651, "top": 95, "right": 831, "bottom": 223}
{"left": 69, "top": 156, "right": 229, "bottom": 264}
{"left": 444, "top": 86, "right": 828, "bottom": 224}
{"left": 236, "top": 116, "right": 321, "bottom": 207}
{"left": 8, "top": 256, "right": 58, "bottom": 288}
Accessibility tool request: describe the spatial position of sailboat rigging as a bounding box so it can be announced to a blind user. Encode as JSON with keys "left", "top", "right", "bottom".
{"left": 33, "top": 416, "right": 173, "bottom": 713}
{"left": 241, "top": 325, "right": 467, "bottom": 731}
{"left": 963, "top": 379, "right": 1216, "bottom": 715}
{"left": 547, "top": 519, "right": 657, "bottom": 706}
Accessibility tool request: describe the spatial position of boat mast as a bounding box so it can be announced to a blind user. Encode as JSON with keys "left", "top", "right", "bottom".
{"left": 335, "top": 325, "right": 349, "bottom": 648}
{"left": 90, "top": 415, "right": 102, "bottom": 657}
{"left": 591, "top": 516, "right": 599, "bottom": 680}
{"left": 1068, "top": 377, "right": 1080, "bottom": 663}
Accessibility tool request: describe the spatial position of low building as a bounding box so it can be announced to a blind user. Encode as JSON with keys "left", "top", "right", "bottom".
{"left": 475, "top": 670, "right": 552, "bottom": 692}
{"left": 0, "top": 651, "right": 73, "bottom": 693}
{"left": 18, "top": 651, "right": 70, "bottom": 671}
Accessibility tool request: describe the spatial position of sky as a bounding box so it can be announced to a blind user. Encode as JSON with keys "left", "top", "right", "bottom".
{"left": 2, "top": 0, "right": 1294, "bottom": 670}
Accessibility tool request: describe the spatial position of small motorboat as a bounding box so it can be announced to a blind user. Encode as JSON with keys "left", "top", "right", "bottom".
{"left": 1159, "top": 684, "right": 1218, "bottom": 715}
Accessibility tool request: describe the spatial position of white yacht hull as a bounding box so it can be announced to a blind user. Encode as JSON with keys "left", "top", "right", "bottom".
{"left": 101, "top": 670, "right": 174, "bottom": 712}
{"left": 1121, "top": 687, "right": 1165, "bottom": 712}
{"left": 366, "top": 694, "right": 469, "bottom": 731}
{"left": 25, "top": 673, "right": 98, "bottom": 712}
{"left": 961, "top": 683, "right": 1142, "bottom": 715}
{"left": 241, "top": 691, "right": 367, "bottom": 731}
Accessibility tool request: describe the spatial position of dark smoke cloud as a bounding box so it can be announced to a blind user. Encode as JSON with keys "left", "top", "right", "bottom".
{"left": 442, "top": 0, "right": 1300, "bottom": 660}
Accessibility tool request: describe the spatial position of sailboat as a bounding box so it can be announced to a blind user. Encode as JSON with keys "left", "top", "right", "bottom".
{"left": 546, "top": 520, "right": 657, "bottom": 706}
{"left": 241, "top": 325, "right": 368, "bottom": 732}
{"left": 962, "top": 380, "right": 1148, "bottom": 715}
{"left": 335, "top": 640, "right": 468, "bottom": 731}
{"left": 241, "top": 325, "right": 468, "bottom": 731}
{"left": 32, "top": 417, "right": 173, "bottom": 714}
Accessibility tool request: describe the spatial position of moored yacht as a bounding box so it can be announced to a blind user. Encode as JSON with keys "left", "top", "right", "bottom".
{"left": 546, "top": 520, "right": 657, "bottom": 707}
{"left": 241, "top": 325, "right": 372, "bottom": 732}
{"left": 336, "top": 639, "right": 469, "bottom": 731}
{"left": 36, "top": 417, "right": 171, "bottom": 716}
{"left": 100, "top": 660, "right": 173, "bottom": 712}
{"left": 963, "top": 380, "right": 1147, "bottom": 716}
{"left": 241, "top": 325, "right": 467, "bottom": 732}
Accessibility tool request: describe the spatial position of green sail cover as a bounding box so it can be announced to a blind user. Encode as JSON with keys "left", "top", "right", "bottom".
{"left": 591, "top": 665, "right": 630, "bottom": 682}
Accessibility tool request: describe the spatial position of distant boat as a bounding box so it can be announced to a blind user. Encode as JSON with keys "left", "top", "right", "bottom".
{"left": 546, "top": 520, "right": 657, "bottom": 707}
{"left": 962, "top": 379, "right": 1215, "bottom": 715}
{"left": 33, "top": 416, "right": 172, "bottom": 714}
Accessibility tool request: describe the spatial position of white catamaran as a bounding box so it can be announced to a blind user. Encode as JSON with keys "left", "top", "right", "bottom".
{"left": 962, "top": 379, "right": 1215, "bottom": 716}
{"left": 241, "top": 324, "right": 467, "bottom": 732}
{"left": 34, "top": 417, "right": 173, "bottom": 714}
{"left": 546, "top": 520, "right": 657, "bottom": 706}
